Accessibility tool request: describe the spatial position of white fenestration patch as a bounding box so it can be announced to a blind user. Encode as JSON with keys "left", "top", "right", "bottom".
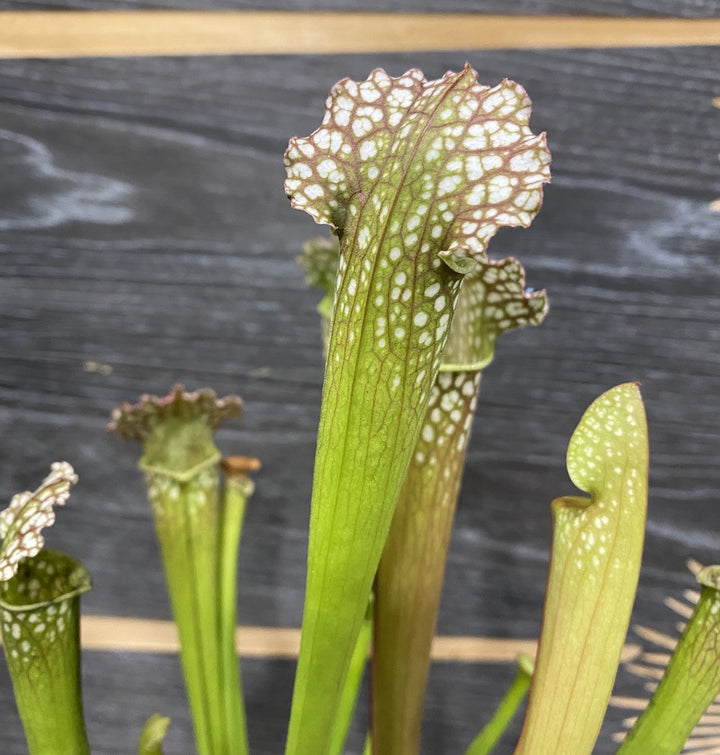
{"left": 360, "top": 140, "right": 378, "bottom": 161}
{"left": 305, "top": 184, "right": 324, "bottom": 200}
{"left": 357, "top": 226, "right": 370, "bottom": 249}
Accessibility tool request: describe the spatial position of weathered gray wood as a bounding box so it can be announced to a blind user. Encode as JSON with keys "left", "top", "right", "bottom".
{"left": 0, "top": 46, "right": 719, "bottom": 752}
{"left": 1, "top": 1, "right": 718, "bottom": 14}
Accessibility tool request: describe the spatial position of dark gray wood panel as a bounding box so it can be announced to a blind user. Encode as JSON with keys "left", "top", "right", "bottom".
{"left": 0, "top": 2, "right": 718, "bottom": 15}
{"left": 0, "top": 46, "right": 719, "bottom": 752}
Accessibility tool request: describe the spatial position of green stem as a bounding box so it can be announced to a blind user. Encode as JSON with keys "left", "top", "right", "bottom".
{"left": 329, "top": 593, "right": 373, "bottom": 755}
{"left": 372, "top": 371, "right": 481, "bottom": 755}
{"left": 146, "top": 462, "right": 225, "bottom": 755}
{"left": 616, "top": 565, "right": 720, "bottom": 755}
{"left": 0, "top": 550, "right": 91, "bottom": 755}
{"left": 287, "top": 244, "right": 463, "bottom": 755}
{"left": 465, "top": 655, "right": 533, "bottom": 755}
{"left": 362, "top": 733, "right": 372, "bottom": 755}
{"left": 217, "top": 458, "right": 259, "bottom": 755}
{"left": 138, "top": 713, "right": 171, "bottom": 755}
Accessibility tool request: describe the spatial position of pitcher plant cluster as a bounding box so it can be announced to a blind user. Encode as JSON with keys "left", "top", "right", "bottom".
{"left": 1, "top": 66, "right": 718, "bottom": 755}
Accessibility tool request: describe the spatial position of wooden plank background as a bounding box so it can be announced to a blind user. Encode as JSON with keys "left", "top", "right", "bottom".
{"left": 1, "top": 6, "right": 719, "bottom": 754}
{"left": 3, "top": 13, "right": 720, "bottom": 56}
{"left": 0, "top": 1, "right": 718, "bottom": 14}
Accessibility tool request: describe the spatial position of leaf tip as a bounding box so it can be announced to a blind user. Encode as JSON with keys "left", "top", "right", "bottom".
{"left": 566, "top": 382, "right": 647, "bottom": 496}
{"left": 697, "top": 565, "right": 720, "bottom": 591}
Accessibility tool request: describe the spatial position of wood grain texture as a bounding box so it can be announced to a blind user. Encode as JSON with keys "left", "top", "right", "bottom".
{"left": 3, "top": 12, "right": 720, "bottom": 57}
{"left": 0, "top": 46, "right": 719, "bottom": 752}
{"left": 0, "top": 0, "right": 718, "bottom": 15}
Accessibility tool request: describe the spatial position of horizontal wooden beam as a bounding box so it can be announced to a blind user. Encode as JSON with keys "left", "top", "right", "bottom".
{"left": 81, "top": 616, "right": 547, "bottom": 661}
{"left": 0, "top": 12, "right": 719, "bottom": 58}
{"left": 0, "top": 614, "right": 642, "bottom": 663}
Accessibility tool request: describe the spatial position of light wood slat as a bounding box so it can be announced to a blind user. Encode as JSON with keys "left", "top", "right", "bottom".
{"left": 0, "top": 614, "right": 642, "bottom": 663}
{"left": 0, "top": 12, "right": 719, "bottom": 58}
